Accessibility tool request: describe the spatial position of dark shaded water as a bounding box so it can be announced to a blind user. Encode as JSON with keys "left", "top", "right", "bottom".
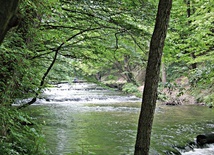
{"left": 28, "top": 83, "right": 214, "bottom": 155}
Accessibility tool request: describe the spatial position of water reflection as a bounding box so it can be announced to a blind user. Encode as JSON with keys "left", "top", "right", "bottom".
{"left": 29, "top": 83, "right": 214, "bottom": 155}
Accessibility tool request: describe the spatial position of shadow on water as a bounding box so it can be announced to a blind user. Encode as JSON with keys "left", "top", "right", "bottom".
{"left": 27, "top": 83, "right": 214, "bottom": 155}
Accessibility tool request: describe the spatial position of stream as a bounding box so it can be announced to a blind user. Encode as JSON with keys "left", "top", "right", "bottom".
{"left": 28, "top": 82, "right": 214, "bottom": 155}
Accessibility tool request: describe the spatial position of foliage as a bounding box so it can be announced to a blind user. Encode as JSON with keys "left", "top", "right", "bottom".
{"left": 164, "top": 0, "right": 214, "bottom": 73}
{"left": 0, "top": 36, "right": 44, "bottom": 104}
{"left": 0, "top": 106, "right": 46, "bottom": 155}
{"left": 189, "top": 64, "right": 214, "bottom": 105}
{"left": 0, "top": 0, "right": 53, "bottom": 153}
{"left": 0, "top": 0, "right": 214, "bottom": 153}
{"left": 48, "top": 55, "right": 75, "bottom": 82}
{"left": 122, "top": 83, "right": 140, "bottom": 94}
{"left": 163, "top": 0, "right": 214, "bottom": 105}
{"left": 204, "top": 94, "right": 214, "bottom": 107}
{"left": 189, "top": 64, "right": 214, "bottom": 87}
{"left": 0, "top": 0, "right": 56, "bottom": 105}
{"left": 38, "top": 0, "right": 156, "bottom": 84}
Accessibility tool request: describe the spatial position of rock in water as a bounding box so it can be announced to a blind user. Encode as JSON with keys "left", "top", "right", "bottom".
{"left": 197, "top": 134, "right": 214, "bottom": 145}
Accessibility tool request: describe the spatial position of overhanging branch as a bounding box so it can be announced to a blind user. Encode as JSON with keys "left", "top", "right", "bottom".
{"left": 18, "top": 27, "right": 105, "bottom": 109}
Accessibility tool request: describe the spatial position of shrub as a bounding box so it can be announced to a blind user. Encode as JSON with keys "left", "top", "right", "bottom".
{"left": 0, "top": 106, "right": 46, "bottom": 155}
{"left": 122, "top": 83, "right": 139, "bottom": 94}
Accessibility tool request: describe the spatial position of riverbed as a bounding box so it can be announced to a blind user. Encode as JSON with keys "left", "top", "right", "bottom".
{"left": 28, "top": 83, "right": 214, "bottom": 155}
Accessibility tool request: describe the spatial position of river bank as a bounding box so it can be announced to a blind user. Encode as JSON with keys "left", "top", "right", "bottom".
{"left": 104, "top": 76, "right": 212, "bottom": 107}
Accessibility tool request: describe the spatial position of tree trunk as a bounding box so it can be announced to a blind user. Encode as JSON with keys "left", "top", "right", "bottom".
{"left": 186, "top": 0, "right": 197, "bottom": 69}
{"left": 134, "top": 0, "right": 172, "bottom": 155}
{"left": 124, "top": 55, "right": 138, "bottom": 85}
{"left": 0, "top": 0, "right": 20, "bottom": 44}
{"left": 161, "top": 60, "right": 167, "bottom": 84}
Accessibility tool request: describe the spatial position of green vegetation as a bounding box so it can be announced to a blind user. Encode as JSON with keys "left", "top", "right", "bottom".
{"left": 163, "top": 0, "right": 214, "bottom": 106}
{"left": 122, "top": 83, "right": 141, "bottom": 97}
{"left": 0, "top": 0, "right": 213, "bottom": 154}
{"left": 0, "top": 107, "right": 46, "bottom": 154}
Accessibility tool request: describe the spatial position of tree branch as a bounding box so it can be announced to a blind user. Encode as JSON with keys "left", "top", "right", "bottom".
{"left": 18, "top": 27, "right": 105, "bottom": 109}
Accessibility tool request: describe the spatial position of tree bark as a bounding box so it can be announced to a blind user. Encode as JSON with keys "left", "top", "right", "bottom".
{"left": 161, "top": 60, "right": 167, "bottom": 84}
{"left": 0, "top": 0, "right": 20, "bottom": 44}
{"left": 134, "top": 0, "right": 172, "bottom": 155}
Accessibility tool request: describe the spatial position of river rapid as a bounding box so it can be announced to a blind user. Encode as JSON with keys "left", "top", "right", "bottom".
{"left": 28, "top": 82, "right": 214, "bottom": 155}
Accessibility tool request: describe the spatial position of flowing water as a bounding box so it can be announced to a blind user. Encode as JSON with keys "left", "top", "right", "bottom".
{"left": 28, "top": 83, "right": 214, "bottom": 155}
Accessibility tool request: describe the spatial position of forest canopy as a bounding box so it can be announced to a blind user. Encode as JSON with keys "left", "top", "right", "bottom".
{"left": 0, "top": 0, "right": 213, "bottom": 154}
{"left": 1, "top": 0, "right": 212, "bottom": 106}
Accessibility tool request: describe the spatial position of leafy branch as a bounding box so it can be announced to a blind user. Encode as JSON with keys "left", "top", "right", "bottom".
{"left": 18, "top": 27, "right": 106, "bottom": 109}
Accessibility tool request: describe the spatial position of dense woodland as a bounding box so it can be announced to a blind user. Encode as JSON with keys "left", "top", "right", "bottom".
{"left": 0, "top": 0, "right": 213, "bottom": 154}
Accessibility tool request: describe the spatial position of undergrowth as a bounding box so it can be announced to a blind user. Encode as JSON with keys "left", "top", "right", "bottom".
{"left": 0, "top": 106, "right": 46, "bottom": 155}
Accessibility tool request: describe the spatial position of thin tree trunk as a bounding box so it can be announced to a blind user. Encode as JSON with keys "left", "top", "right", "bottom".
{"left": 186, "top": 0, "right": 197, "bottom": 69}
{"left": 134, "top": 0, "right": 172, "bottom": 155}
{"left": 161, "top": 61, "right": 167, "bottom": 84}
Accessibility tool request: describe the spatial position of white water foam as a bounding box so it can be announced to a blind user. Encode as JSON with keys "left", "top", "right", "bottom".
{"left": 182, "top": 144, "right": 214, "bottom": 155}
{"left": 39, "top": 83, "right": 141, "bottom": 104}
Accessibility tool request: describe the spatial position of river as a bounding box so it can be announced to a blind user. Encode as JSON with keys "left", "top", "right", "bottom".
{"left": 28, "top": 82, "right": 214, "bottom": 155}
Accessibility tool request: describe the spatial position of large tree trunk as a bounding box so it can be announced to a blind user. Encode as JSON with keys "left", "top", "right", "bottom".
{"left": 0, "top": 0, "right": 20, "bottom": 44}
{"left": 134, "top": 0, "right": 172, "bottom": 155}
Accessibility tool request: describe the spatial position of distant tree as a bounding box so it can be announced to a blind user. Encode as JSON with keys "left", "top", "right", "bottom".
{"left": 134, "top": 0, "right": 172, "bottom": 155}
